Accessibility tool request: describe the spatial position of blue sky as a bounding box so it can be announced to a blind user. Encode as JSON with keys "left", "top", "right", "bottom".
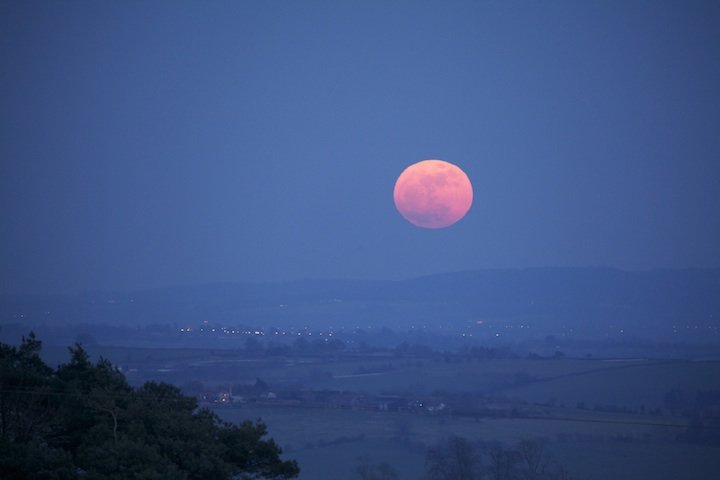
{"left": 1, "top": 0, "right": 719, "bottom": 294}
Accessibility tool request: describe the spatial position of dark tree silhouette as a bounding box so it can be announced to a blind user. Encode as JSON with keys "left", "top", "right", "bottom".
{"left": 424, "top": 437, "right": 573, "bottom": 480}
{"left": 425, "top": 436, "right": 483, "bottom": 480}
{"left": 354, "top": 456, "right": 400, "bottom": 480}
{"left": 0, "top": 333, "right": 299, "bottom": 480}
{"left": 487, "top": 446, "right": 521, "bottom": 480}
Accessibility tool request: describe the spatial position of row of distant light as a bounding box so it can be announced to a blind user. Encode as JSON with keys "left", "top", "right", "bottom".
{"left": 177, "top": 326, "right": 506, "bottom": 338}
{"left": 177, "top": 323, "right": 718, "bottom": 336}
{"left": 178, "top": 327, "right": 336, "bottom": 337}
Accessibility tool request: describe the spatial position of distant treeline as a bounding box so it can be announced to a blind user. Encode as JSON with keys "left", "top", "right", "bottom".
{"left": 356, "top": 436, "right": 573, "bottom": 480}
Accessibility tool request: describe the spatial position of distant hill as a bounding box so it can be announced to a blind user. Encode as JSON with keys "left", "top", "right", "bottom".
{"left": 1, "top": 268, "right": 719, "bottom": 341}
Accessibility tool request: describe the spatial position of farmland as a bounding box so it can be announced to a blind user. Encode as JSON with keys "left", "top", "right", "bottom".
{"left": 27, "top": 337, "right": 720, "bottom": 479}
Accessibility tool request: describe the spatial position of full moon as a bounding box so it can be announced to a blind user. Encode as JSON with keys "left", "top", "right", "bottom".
{"left": 393, "top": 159, "right": 473, "bottom": 229}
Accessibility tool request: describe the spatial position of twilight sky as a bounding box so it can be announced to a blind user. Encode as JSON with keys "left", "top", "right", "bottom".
{"left": 1, "top": 0, "right": 719, "bottom": 295}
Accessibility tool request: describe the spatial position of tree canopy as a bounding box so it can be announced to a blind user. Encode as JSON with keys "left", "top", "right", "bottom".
{"left": 0, "top": 333, "right": 299, "bottom": 480}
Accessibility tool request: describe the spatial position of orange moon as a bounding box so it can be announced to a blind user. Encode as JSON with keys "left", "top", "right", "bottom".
{"left": 393, "top": 159, "right": 473, "bottom": 229}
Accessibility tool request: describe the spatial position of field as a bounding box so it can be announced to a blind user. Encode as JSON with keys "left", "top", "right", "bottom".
{"left": 299, "top": 358, "right": 720, "bottom": 408}
{"left": 504, "top": 359, "right": 720, "bottom": 408}
{"left": 38, "top": 343, "right": 720, "bottom": 479}
{"left": 209, "top": 356, "right": 719, "bottom": 479}
{"left": 215, "top": 405, "right": 720, "bottom": 480}
{"left": 80, "top": 346, "right": 720, "bottom": 410}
